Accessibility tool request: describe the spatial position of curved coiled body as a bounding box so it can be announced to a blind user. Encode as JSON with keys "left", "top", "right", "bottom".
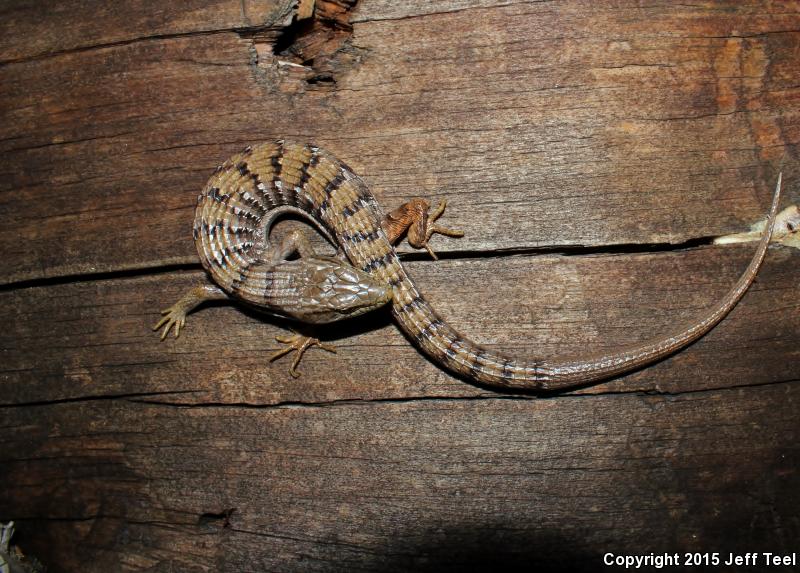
{"left": 193, "top": 140, "right": 781, "bottom": 390}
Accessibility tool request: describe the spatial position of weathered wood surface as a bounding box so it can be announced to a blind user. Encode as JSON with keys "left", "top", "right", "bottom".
{"left": 2, "top": 0, "right": 799, "bottom": 284}
{"left": 2, "top": 245, "right": 798, "bottom": 571}
{"left": 2, "top": 246, "right": 798, "bottom": 407}
{"left": 1, "top": 0, "right": 799, "bottom": 571}
{"left": 0, "top": 1, "right": 295, "bottom": 63}
{"left": 3, "top": 384, "right": 798, "bottom": 572}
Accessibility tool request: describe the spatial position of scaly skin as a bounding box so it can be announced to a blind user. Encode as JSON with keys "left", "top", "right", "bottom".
{"left": 182, "top": 140, "right": 781, "bottom": 391}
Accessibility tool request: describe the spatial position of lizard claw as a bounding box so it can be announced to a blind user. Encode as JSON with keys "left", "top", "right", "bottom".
{"left": 420, "top": 200, "right": 465, "bottom": 260}
{"left": 152, "top": 285, "right": 227, "bottom": 342}
{"left": 382, "top": 197, "right": 465, "bottom": 260}
{"left": 269, "top": 333, "right": 337, "bottom": 378}
{"left": 427, "top": 200, "right": 465, "bottom": 238}
{"left": 153, "top": 305, "right": 188, "bottom": 340}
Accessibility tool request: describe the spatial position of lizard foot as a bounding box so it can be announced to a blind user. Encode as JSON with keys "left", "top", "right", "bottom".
{"left": 152, "top": 285, "right": 228, "bottom": 341}
{"left": 268, "top": 333, "right": 337, "bottom": 378}
{"left": 381, "top": 197, "right": 464, "bottom": 260}
{"left": 153, "top": 303, "right": 189, "bottom": 340}
{"left": 423, "top": 199, "right": 465, "bottom": 260}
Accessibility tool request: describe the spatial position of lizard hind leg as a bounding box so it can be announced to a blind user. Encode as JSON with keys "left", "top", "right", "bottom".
{"left": 381, "top": 197, "right": 464, "bottom": 260}
{"left": 268, "top": 331, "right": 337, "bottom": 378}
{"left": 269, "top": 228, "right": 319, "bottom": 262}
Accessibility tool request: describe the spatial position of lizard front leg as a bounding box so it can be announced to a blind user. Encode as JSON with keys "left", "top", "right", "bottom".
{"left": 153, "top": 284, "right": 229, "bottom": 340}
{"left": 266, "top": 229, "right": 339, "bottom": 377}
{"left": 268, "top": 332, "right": 337, "bottom": 378}
{"left": 152, "top": 231, "right": 328, "bottom": 342}
{"left": 264, "top": 229, "right": 388, "bottom": 377}
{"left": 381, "top": 197, "right": 464, "bottom": 259}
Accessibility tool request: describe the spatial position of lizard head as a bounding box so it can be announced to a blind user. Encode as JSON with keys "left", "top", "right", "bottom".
{"left": 276, "top": 257, "right": 393, "bottom": 324}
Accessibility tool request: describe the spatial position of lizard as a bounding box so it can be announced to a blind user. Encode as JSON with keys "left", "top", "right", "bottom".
{"left": 154, "top": 140, "right": 782, "bottom": 390}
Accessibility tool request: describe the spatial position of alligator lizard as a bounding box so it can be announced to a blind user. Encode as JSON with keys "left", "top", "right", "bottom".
{"left": 155, "top": 140, "right": 782, "bottom": 390}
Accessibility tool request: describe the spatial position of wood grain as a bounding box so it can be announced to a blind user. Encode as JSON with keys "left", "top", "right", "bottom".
{"left": 2, "top": 383, "right": 798, "bottom": 571}
{"left": 1, "top": 0, "right": 798, "bottom": 284}
{"left": 2, "top": 1, "right": 799, "bottom": 571}
{"left": 2, "top": 246, "right": 797, "bottom": 407}
{"left": 0, "top": 0, "right": 293, "bottom": 63}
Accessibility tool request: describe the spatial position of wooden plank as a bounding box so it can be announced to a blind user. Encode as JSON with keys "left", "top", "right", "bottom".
{"left": 355, "top": 0, "right": 800, "bottom": 27}
{"left": 0, "top": 0, "right": 293, "bottom": 63}
{"left": 2, "top": 3, "right": 798, "bottom": 571}
{"left": 1, "top": 1, "right": 799, "bottom": 284}
{"left": 2, "top": 245, "right": 797, "bottom": 407}
{"left": 1, "top": 382, "right": 797, "bottom": 571}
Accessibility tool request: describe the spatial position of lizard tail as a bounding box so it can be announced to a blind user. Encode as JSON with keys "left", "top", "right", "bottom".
{"left": 193, "top": 170, "right": 265, "bottom": 295}
{"left": 388, "top": 174, "right": 782, "bottom": 390}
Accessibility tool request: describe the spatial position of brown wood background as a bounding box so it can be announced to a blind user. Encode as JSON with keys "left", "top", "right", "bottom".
{"left": 1, "top": 1, "right": 798, "bottom": 571}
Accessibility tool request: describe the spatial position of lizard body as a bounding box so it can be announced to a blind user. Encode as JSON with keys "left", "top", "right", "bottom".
{"left": 156, "top": 140, "right": 781, "bottom": 390}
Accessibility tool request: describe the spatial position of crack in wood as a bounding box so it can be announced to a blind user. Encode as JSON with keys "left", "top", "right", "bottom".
{"left": 241, "top": 0, "right": 361, "bottom": 88}
{"left": 0, "top": 390, "right": 201, "bottom": 410}
{"left": 198, "top": 508, "right": 236, "bottom": 528}
{"left": 0, "top": 26, "right": 270, "bottom": 68}
{"left": 113, "top": 377, "right": 800, "bottom": 410}
{"left": 0, "top": 237, "right": 728, "bottom": 293}
{"left": 0, "top": 263, "right": 201, "bottom": 293}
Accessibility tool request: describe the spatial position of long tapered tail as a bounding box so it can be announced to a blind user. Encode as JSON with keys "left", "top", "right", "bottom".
{"left": 389, "top": 174, "right": 782, "bottom": 390}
